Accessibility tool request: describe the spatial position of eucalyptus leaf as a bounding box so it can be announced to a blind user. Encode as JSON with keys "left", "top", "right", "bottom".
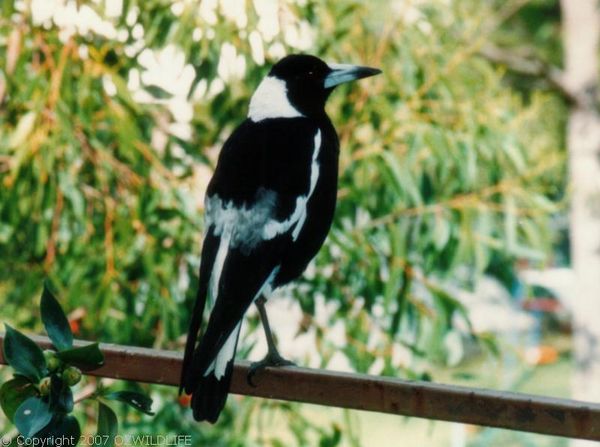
{"left": 433, "top": 214, "right": 451, "bottom": 249}
{"left": 144, "top": 84, "right": 173, "bottom": 99}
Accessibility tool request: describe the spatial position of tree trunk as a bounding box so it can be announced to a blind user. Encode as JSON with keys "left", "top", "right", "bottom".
{"left": 561, "top": 1, "right": 600, "bottom": 446}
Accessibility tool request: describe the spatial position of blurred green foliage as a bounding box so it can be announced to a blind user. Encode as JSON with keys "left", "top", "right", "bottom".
{"left": 0, "top": 0, "right": 564, "bottom": 444}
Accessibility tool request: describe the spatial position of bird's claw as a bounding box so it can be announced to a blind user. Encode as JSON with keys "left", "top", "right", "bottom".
{"left": 246, "top": 353, "right": 296, "bottom": 387}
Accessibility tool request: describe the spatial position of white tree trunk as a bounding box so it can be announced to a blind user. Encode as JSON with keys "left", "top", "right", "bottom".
{"left": 561, "top": 1, "right": 600, "bottom": 446}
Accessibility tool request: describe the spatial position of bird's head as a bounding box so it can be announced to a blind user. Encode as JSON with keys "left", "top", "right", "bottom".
{"left": 248, "top": 54, "right": 381, "bottom": 122}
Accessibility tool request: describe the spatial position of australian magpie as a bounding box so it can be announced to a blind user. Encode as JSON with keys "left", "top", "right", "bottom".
{"left": 180, "top": 54, "right": 381, "bottom": 423}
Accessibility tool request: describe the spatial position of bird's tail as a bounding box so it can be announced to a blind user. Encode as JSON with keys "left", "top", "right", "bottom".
{"left": 180, "top": 273, "right": 210, "bottom": 396}
{"left": 189, "top": 323, "right": 241, "bottom": 423}
{"left": 180, "top": 273, "right": 242, "bottom": 423}
{"left": 180, "top": 233, "right": 245, "bottom": 423}
{"left": 180, "top": 233, "right": 228, "bottom": 422}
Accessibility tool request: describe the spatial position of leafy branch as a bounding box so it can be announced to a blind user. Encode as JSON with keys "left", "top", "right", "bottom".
{"left": 1, "top": 281, "right": 154, "bottom": 446}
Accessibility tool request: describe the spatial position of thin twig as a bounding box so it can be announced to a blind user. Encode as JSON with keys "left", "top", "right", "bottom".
{"left": 44, "top": 186, "right": 64, "bottom": 270}
{"left": 479, "top": 44, "right": 577, "bottom": 104}
{"left": 74, "top": 383, "right": 97, "bottom": 404}
{"left": 365, "top": 153, "right": 562, "bottom": 228}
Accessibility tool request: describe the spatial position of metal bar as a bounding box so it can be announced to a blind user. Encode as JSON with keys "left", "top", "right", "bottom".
{"left": 0, "top": 333, "right": 599, "bottom": 440}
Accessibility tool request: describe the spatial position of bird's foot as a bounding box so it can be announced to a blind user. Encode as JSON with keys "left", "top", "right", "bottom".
{"left": 247, "top": 352, "right": 295, "bottom": 387}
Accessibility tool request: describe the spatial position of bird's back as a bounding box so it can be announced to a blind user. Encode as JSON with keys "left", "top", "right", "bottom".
{"left": 207, "top": 116, "right": 339, "bottom": 288}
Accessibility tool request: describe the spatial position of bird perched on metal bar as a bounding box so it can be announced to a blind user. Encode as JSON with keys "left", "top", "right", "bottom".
{"left": 180, "top": 54, "right": 381, "bottom": 423}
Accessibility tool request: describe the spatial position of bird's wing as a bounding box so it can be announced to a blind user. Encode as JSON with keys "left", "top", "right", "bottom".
{"left": 181, "top": 118, "right": 322, "bottom": 394}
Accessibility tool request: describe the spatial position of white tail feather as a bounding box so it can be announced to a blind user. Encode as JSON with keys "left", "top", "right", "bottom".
{"left": 204, "top": 322, "right": 241, "bottom": 379}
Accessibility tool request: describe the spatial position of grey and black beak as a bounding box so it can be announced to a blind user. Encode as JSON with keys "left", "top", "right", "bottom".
{"left": 324, "top": 63, "right": 382, "bottom": 89}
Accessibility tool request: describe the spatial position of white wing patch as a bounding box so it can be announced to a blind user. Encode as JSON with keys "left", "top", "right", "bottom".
{"left": 205, "top": 190, "right": 274, "bottom": 308}
{"left": 262, "top": 129, "right": 321, "bottom": 241}
{"left": 206, "top": 129, "right": 322, "bottom": 248}
{"left": 248, "top": 76, "right": 304, "bottom": 122}
{"left": 208, "top": 228, "right": 231, "bottom": 308}
{"left": 293, "top": 129, "right": 322, "bottom": 239}
{"left": 206, "top": 188, "right": 277, "bottom": 253}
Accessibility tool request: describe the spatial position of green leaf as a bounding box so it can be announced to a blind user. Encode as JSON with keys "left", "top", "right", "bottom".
{"left": 380, "top": 151, "right": 423, "bottom": 206}
{"left": 0, "top": 377, "right": 37, "bottom": 422}
{"left": 55, "top": 415, "right": 81, "bottom": 440}
{"left": 110, "top": 73, "right": 141, "bottom": 114}
{"left": 40, "top": 280, "right": 73, "bottom": 351}
{"left": 49, "top": 375, "right": 74, "bottom": 413}
{"left": 479, "top": 332, "right": 501, "bottom": 357}
{"left": 3, "top": 325, "right": 47, "bottom": 382}
{"left": 14, "top": 397, "right": 53, "bottom": 438}
{"left": 433, "top": 213, "right": 451, "bottom": 250}
{"left": 97, "top": 402, "right": 118, "bottom": 447}
{"left": 319, "top": 424, "right": 342, "bottom": 447}
{"left": 144, "top": 84, "right": 173, "bottom": 99}
{"left": 9, "top": 111, "right": 37, "bottom": 149}
{"left": 56, "top": 343, "right": 104, "bottom": 370}
{"left": 503, "top": 139, "right": 526, "bottom": 172}
{"left": 34, "top": 414, "right": 81, "bottom": 444}
{"left": 105, "top": 390, "right": 154, "bottom": 415}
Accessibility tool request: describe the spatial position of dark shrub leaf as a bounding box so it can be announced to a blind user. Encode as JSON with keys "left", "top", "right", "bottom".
{"left": 40, "top": 281, "right": 73, "bottom": 351}
{"left": 3, "top": 324, "right": 47, "bottom": 382}
{"left": 97, "top": 402, "right": 118, "bottom": 447}
{"left": 14, "top": 397, "right": 53, "bottom": 438}
{"left": 56, "top": 343, "right": 104, "bottom": 369}
{"left": 34, "top": 414, "right": 80, "bottom": 445}
{"left": 0, "top": 377, "right": 37, "bottom": 422}
{"left": 104, "top": 390, "right": 154, "bottom": 415}
{"left": 49, "top": 375, "right": 74, "bottom": 413}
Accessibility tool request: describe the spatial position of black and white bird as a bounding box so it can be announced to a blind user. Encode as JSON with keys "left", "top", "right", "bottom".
{"left": 180, "top": 54, "right": 380, "bottom": 423}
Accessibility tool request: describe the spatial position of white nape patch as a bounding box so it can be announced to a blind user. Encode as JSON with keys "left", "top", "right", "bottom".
{"left": 248, "top": 76, "right": 304, "bottom": 122}
{"left": 262, "top": 129, "right": 321, "bottom": 241}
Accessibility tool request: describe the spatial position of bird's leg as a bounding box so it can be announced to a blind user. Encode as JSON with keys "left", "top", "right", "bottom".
{"left": 247, "top": 295, "right": 295, "bottom": 387}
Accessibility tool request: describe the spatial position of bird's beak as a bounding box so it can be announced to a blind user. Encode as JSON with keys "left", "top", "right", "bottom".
{"left": 324, "top": 63, "right": 382, "bottom": 89}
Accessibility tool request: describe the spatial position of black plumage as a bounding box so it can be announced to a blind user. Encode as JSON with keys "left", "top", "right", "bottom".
{"left": 180, "top": 54, "right": 380, "bottom": 423}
